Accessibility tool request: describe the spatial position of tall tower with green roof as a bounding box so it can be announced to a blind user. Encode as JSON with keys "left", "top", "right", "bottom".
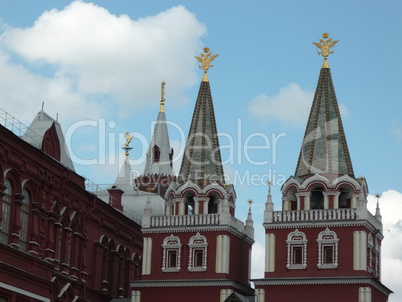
{"left": 132, "top": 47, "right": 255, "bottom": 302}
{"left": 253, "top": 33, "right": 392, "bottom": 302}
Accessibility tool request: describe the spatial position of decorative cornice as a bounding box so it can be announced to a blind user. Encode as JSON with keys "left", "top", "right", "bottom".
{"left": 131, "top": 279, "right": 255, "bottom": 295}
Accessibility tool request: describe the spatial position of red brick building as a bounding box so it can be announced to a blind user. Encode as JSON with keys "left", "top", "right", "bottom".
{"left": 0, "top": 110, "right": 142, "bottom": 301}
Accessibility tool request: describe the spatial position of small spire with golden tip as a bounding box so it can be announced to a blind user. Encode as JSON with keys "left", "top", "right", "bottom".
{"left": 122, "top": 132, "right": 133, "bottom": 158}
{"left": 195, "top": 47, "right": 219, "bottom": 82}
{"left": 313, "top": 33, "right": 339, "bottom": 68}
{"left": 160, "top": 81, "right": 166, "bottom": 113}
{"left": 248, "top": 199, "right": 253, "bottom": 208}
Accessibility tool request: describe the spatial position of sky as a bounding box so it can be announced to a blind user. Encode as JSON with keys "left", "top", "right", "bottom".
{"left": 0, "top": 0, "right": 401, "bottom": 300}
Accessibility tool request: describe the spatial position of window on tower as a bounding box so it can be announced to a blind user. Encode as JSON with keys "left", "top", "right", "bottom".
{"left": 317, "top": 228, "right": 339, "bottom": 269}
{"left": 188, "top": 232, "right": 208, "bottom": 272}
{"left": 162, "top": 235, "right": 181, "bottom": 272}
{"left": 286, "top": 229, "right": 307, "bottom": 269}
{"left": 153, "top": 145, "right": 160, "bottom": 163}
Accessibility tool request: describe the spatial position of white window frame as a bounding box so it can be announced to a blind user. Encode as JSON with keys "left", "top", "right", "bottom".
{"left": 286, "top": 229, "right": 307, "bottom": 269}
{"left": 317, "top": 227, "right": 339, "bottom": 269}
{"left": 188, "top": 232, "right": 208, "bottom": 272}
{"left": 162, "top": 235, "right": 181, "bottom": 272}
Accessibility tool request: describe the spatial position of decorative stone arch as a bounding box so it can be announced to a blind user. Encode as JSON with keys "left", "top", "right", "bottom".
{"left": 3, "top": 168, "right": 22, "bottom": 194}
{"left": 162, "top": 234, "right": 182, "bottom": 272}
{"left": 188, "top": 232, "right": 208, "bottom": 271}
{"left": 300, "top": 174, "right": 331, "bottom": 191}
{"left": 317, "top": 228, "right": 339, "bottom": 269}
{"left": 286, "top": 229, "right": 308, "bottom": 269}
{"left": 284, "top": 185, "right": 298, "bottom": 211}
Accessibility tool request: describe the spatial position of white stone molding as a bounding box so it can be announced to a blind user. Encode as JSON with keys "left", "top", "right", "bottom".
{"left": 188, "top": 232, "right": 208, "bottom": 272}
{"left": 286, "top": 229, "right": 307, "bottom": 269}
{"left": 317, "top": 227, "right": 339, "bottom": 269}
{"left": 162, "top": 234, "right": 182, "bottom": 272}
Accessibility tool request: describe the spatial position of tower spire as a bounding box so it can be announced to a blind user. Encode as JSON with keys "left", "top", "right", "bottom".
{"left": 295, "top": 33, "right": 353, "bottom": 178}
{"left": 179, "top": 47, "right": 224, "bottom": 184}
{"left": 143, "top": 82, "right": 173, "bottom": 176}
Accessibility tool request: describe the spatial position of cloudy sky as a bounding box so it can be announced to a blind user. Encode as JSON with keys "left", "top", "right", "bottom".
{"left": 0, "top": 1, "right": 401, "bottom": 300}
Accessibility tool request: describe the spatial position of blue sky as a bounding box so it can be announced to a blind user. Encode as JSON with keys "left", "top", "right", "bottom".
{"left": 0, "top": 1, "right": 401, "bottom": 300}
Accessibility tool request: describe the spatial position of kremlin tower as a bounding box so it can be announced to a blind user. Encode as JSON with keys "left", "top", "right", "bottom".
{"left": 131, "top": 47, "right": 255, "bottom": 302}
{"left": 252, "top": 33, "right": 392, "bottom": 302}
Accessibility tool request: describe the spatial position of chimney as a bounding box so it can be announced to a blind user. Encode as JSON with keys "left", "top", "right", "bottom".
{"left": 107, "top": 185, "right": 124, "bottom": 212}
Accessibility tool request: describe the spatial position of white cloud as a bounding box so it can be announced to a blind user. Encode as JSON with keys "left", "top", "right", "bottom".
{"left": 248, "top": 83, "right": 350, "bottom": 126}
{"left": 0, "top": 1, "right": 206, "bottom": 123}
{"left": 367, "top": 190, "right": 402, "bottom": 302}
{"left": 248, "top": 83, "right": 313, "bottom": 126}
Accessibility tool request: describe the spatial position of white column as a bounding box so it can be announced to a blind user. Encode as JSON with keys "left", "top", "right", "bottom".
{"left": 255, "top": 289, "right": 265, "bottom": 302}
{"left": 216, "top": 235, "right": 230, "bottom": 273}
{"left": 265, "top": 233, "right": 275, "bottom": 272}
{"left": 354, "top": 231, "right": 367, "bottom": 270}
{"left": 142, "top": 238, "right": 152, "bottom": 275}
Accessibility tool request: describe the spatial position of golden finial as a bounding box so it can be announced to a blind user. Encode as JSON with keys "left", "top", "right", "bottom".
{"left": 248, "top": 199, "right": 253, "bottom": 208}
{"left": 160, "top": 81, "right": 166, "bottom": 113}
{"left": 195, "top": 47, "right": 219, "bottom": 82}
{"left": 146, "top": 187, "right": 153, "bottom": 194}
{"left": 375, "top": 193, "right": 381, "bottom": 199}
{"left": 313, "top": 33, "right": 339, "bottom": 68}
{"left": 122, "top": 132, "right": 133, "bottom": 158}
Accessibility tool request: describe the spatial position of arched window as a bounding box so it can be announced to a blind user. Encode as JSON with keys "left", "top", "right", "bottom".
{"left": 286, "top": 229, "right": 307, "bottom": 269}
{"left": 0, "top": 180, "right": 12, "bottom": 244}
{"left": 188, "top": 232, "right": 208, "bottom": 272}
{"left": 19, "top": 189, "right": 30, "bottom": 251}
{"left": 162, "top": 235, "right": 181, "bottom": 272}
{"left": 338, "top": 186, "right": 352, "bottom": 208}
{"left": 310, "top": 186, "right": 324, "bottom": 209}
{"left": 153, "top": 145, "right": 160, "bottom": 163}
{"left": 208, "top": 195, "right": 218, "bottom": 214}
{"left": 317, "top": 228, "right": 339, "bottom": 269}
{"left": 185, "top": 194, "right": 195, "bottom": 215}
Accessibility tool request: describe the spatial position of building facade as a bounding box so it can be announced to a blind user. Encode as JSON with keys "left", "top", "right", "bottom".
{"left": 0, "top": 110, "right": 143, "bottom": 301}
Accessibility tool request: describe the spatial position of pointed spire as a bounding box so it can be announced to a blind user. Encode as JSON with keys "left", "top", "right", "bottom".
{"left": 295, "top": 34, "right": 353, "bottom": 178}
{"left": 179, "top": 47, "right": 224, "bottom": 184}
{"left": 375, "top": 193, "right": 382, "bottom": 222}
{"left": 246, "top": 199, "right": 254, "bottom": 227}
{"left": 144, "top": 82, "right": 173, "bottom": 176}
{"left": 142, "top": 187, "right": 153, "bottom": 228}
{"left": 264, "top": 181, "right": 274, "bottom": 223}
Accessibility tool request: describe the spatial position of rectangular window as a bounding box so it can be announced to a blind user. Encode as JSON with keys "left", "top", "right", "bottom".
{"left": 167, "top": 250, "right": 177, "bottom": 268}
{"left": 194, "top": 250, "right": 203, "bottom": 267}
{"left": 292, "top": 246, "right": 303, "bottom": 265}
{"left": 323, "top": 246, "right": 334, "bottom": 264}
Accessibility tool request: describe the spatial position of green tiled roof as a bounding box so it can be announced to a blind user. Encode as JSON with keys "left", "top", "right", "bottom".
{"left": 295, "top": 67, "right": 354, "bottom": 177}
{"left": 179, "top": 80, "right": 224, "bottom": 183}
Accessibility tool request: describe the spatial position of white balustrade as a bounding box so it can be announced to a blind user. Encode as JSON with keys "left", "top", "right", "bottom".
{"left": 272, "top": 208, "right": 357, "bottom": 223}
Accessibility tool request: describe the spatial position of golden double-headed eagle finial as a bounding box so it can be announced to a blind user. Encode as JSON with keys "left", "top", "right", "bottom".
{"left": 313, "top": 33, "right": 339, "bottom": 68}
{"left": 195, "top": 47, "right": 219, "bottom": 81}
{"left": 160, "top": 81, "right": 166, "bottom": 113}
{"left": 122, "top": 132, "right": 133, "bottom": 158}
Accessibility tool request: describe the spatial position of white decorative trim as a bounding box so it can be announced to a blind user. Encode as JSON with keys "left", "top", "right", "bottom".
{"left": 286, "top": 229, "right": 307, "bottom": 269}
{"left": 188, "top": 232, "right": 208, "bottom": 272}
{"left": 317, "top": 227, "right": 339, "bottom": 269}
{"left": 162, "top": 234, "right": 182, "bottom": 272}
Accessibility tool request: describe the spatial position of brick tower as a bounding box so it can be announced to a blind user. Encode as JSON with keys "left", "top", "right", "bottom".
{"left": 131, "top": 47, "right": 255, "bottom": 302}
{"left": 253, "top": 33, "right": 392, "bottom": 302}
